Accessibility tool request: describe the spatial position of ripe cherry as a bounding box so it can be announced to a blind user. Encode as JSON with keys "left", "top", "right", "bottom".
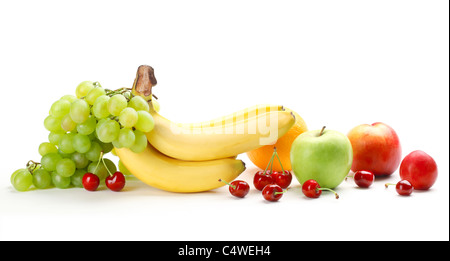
{"left": 82, "top": 172, "right": 100, "bottom": 191}
{"left": 271, "top": 170, "right": 292, "bottom": 189}
{"left": 105, "top": 171, "right": 126, "bottom": 192}
{"left": 253, "top": 170, "right": 274, "bottom": 191}
{"left": 254, "top": 147, "right": 292, "bottom": 190}
{"left": 385, "top": 180, "right": 414, "bottom": 196}
{"left": 302, "top": 179, "right": 339, "bottom": 199}
{"left": 262, "top": 184, "right": 284, "bottom": 202}
{"left": 219, "top": 179, "right": 250, "bottom": 198}
{"left": 352, "top": 170, "right": 375, "bottom": 188}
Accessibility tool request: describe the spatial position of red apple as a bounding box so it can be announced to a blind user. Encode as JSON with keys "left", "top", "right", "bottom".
{"left": 400, "top": 150, "right": 438, "bottom": 190}
{"left": 347, "top": 122, "right": 401, "bottom": 176}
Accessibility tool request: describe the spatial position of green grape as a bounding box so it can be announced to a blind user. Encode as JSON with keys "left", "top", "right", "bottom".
{"left": 130, "top": 130, "right": 147, "bottom": 153}
{"left": 38, "top": 142, "right": 58, "bottom": 156}
{"left": 96, "top": 119, "right": 120, "bottom": 143}
{"left": 60, "top": 94, "right": 77, "bottom": 103}
{"left": 118, "top": 160, "right": 132, "bottom": 176}
{"left": 58, "top": 149, "right": 73, "bottom": 158}
{"left": 92, "top": 95, "right": 110, "bottom": 119}
{"left": 12, "top": 169, "right": 33, "bottom": 191}
{"left": 86, "top": 87, "right": 106, "bottom": 105}
{"left": 50, "top": 99, "right": 71, "bottom": 118}
{"left": 61, "top": 114, "right": 77, "bottom": 132}
{"left": 41, "top": 153, "right": 63, "bottom": 172}
{"left": 103, "top": 158, "right": 116, "bottom": 176}
{"left": 11, "top": 168, "right": 25, "bottom": 184}
{"left": 71, "top": 152, "right": 90, "bottom": 169}
{"left": 118, "top": 128, "right": 135, "bottom": 148}
{"left": 44, "top": 115, "right": 63, "bottom": 132}
{"left": 51, "top": 172, "right": 71, "bottom": 189}
{"left": 108, "top": 94, "right": 127, "bottom": 116}
{"left": 95, "top": 118, "right": 108, "bottom": 132}
{"left": 70, "top": 99, "right": 90, "bottom": 123}
{"left": 48, "top": 131, "right": 65, "bottom": 146}
{"left": 97, "top": 139, "right": 114, "bottom": 154}
{"left": 76, "top": 81, "right": 95, "bottom": 98}
{"left": 73, "top": 134, "right": 91, "bottom": 153}
{"left": 135, "top": 111, "right": 155, "bottom": 132}
{"left": 32, "top": 168, "right": 52, "bottom": 189}
{"left": 85, "top": 141, "right": 102, "bottom": 162}
{"left": 128, "top": 96, "right": 149, "bottom": 112}
{"left": 76, "top": 116, "right": 96, "bottom": 135}
{"left": 151, "top": 99, "right": 161, "bottom": 112}
{"left": 71, "top": 169, "right": 86, "bottom": 187}
{"left": 119, "top": 107, "right": 138, "bottom": 128}
{"left": 87, "top": 158, "right": 116, "bottom": 180}
{"left": 112, "top": 139, "right": 123, "bottom": 148}
{"left": 56, "top": 158, "right": 76, "bottom": 177}
{"left": 58, "top": 133, "right": 76, "bottom": 154}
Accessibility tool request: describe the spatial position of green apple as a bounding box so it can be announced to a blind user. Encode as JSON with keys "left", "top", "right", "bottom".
{"left": 290, "top": 126, "right": 353, "bottom": 189}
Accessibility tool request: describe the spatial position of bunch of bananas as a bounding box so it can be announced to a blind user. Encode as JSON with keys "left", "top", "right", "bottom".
{"left": 116, "top": 65, "right": 296, "bottom": 193}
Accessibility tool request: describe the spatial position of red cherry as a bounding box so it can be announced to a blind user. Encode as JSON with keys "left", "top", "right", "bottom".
{"left": 353, "top": 170, "right": 375, "bottom": 188}
{"left": 219, "top": 179, "right": 250, "bottom": 198}
{"left": 262, "top": 184, "right": 284, "bottom": 202}
{"left": 82, "top": 173, "right": 100, "bottom": 191}
{"left": 253, "top": 170, "right": 274, "bottom": 191}
{"left": 302, "top": 179, "right": 339, "bottom": 199}
{"left": 385, "top": 180, "right": 414, "bottom": 196}
{"left": 105, "top": 171, "right": 126, "bottom": 192}
{"left": 271, "top": 170, "right": 292, "bottom": 189}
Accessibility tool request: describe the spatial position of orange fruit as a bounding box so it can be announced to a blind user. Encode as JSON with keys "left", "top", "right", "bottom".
{"left": 246, "top": 108, "right": 308, "bottom": 171}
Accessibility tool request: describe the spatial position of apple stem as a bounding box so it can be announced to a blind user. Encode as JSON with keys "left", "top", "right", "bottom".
{"left": 218, "top": 179, "right": 235, "bottom": 189}
{"left": 318, "top": 126, "right": 326, "bottom": 136}
{"left": 317, "top": 187, "right": 339, "bottom": 199}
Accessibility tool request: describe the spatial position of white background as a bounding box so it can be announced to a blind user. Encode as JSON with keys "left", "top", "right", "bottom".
{"left": 0, "top": 0, "right": 448, "bottom": 241}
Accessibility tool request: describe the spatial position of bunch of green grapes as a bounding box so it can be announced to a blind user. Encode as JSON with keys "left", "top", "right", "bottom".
{"left": 10, "top": 81, "right": 156, "bottom": 191}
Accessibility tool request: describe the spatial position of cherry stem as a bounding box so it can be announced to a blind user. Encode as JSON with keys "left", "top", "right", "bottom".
{"left": 263, "top": 149, "right": 277, "bottom": 174}
{"left": 218, "top": 179, "right": 235, "bottom": 189}
{"left": 317, "top": 187, "right": 339, "bottom": 199}
{"left": 94, "top": 151, "right": 104, "bottom": 174}
{"left": 274, "top": 189, "right": 287, "bottom": 195}
{"left": 345, "top": 174, "right": 353, "bottom": 181}
{"left": 385, "top": 183, "right": 396, "bottom": 188}
{"left": 318, "top": 126, "right": 326, "bottom": 137}
{"left": 274, "top": 149, "right": 285, "bottom": 173}
{"left": 102, "top": 155, "right": 114, "bottom": 177}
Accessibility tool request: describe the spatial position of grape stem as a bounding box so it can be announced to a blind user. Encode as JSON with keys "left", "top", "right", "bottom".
{"left": 26, "top": 160, "right": 40, "bottom": 173}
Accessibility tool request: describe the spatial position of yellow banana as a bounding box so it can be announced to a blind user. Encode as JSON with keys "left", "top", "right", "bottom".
{"left": 146, "top": 105, "right": 296, "bottom": 161}
{"left": 115, "top": 144, "right": 246, "bottom": 193}
{"left": 130, "top": 65, "right": 296, "bottom": 161}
